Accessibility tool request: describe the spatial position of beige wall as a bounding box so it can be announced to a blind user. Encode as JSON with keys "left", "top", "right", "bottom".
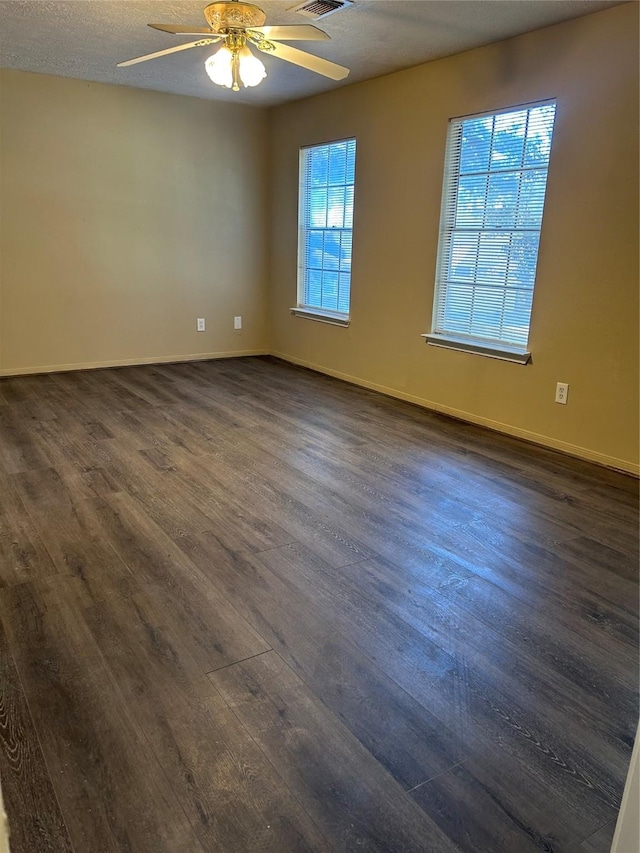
{"left": 0, "top": 70, "right": 269, "bottom": 374}
{"left": 0, "top": 4, "right": 638, "bottom": 472}
{"left": 268, "top": 3, "right": 639, "bottom": 473}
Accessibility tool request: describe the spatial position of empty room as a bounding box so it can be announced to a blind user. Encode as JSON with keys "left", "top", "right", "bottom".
{"left": 0, "top": 1, "right": 638, "bottom": 851}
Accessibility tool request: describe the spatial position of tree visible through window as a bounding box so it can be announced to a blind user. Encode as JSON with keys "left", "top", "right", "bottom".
{"left": 431, "top": 101, "right": 556, "bottom": 352}
{"left": 298, "top": 139, "right": 356, "bottom": 316}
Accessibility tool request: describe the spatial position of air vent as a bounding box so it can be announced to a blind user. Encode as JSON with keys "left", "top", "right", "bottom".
{"left": 288, "top": 0, "right": 353, "bottom": 21}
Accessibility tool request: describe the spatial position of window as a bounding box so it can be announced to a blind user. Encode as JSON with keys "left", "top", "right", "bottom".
{"left": 427, "top": 101, "right": 556, "bottom": 362}
{"left": 293, "top": 138, "right": 356, "bottom": 325}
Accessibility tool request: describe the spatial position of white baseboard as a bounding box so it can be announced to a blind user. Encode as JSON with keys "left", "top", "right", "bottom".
{"left": 0, "top": 349, "right": 269, "bottom": 378}
{"left": 270, "top": 350, "right": 639, "bottom": 477}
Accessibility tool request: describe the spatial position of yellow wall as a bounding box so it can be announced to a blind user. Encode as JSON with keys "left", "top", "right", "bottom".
{"left": 0, "top": 70, "right": 269, "bottom": 373}
{"left": 268, "top": 3, "right": 639, "bottom": 473}
{"left": 0, "top": 4, "right": 638, "bottom": 472}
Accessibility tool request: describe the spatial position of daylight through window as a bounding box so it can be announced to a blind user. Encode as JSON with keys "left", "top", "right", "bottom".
{"left": 297, "top": 139, "right": 356, "bottom": 317}
{"left": 430, "top": 101, "right": 556, "bottom": 355}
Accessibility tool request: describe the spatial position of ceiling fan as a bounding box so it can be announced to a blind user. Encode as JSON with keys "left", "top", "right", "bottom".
{"left": 117, "top": 1, "right": 350, "bottom": 92}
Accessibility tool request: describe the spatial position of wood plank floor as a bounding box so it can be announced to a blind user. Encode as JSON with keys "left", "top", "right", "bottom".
{"left": 0, "top": 356, "right": 637, "bottom": 853}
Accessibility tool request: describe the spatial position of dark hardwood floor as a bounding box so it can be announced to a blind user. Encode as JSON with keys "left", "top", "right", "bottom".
{"left": 0, "top": 356, "right": 637, "bottom": 853}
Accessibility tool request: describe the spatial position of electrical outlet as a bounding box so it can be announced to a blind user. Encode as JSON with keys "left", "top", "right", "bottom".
{"left": 555, "top": 382, "right": 569, "bottom": 404}
{"left": 196, "top": 318, "right": 205, "bottom": 332}
{"left": 234, "top": 316, "right": 242, "bottom": 330}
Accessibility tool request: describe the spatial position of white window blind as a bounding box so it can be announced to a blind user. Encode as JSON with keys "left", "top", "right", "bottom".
{"left": 297, "top": 139, "right": 356, "bottom": 317}
{"left": 431, "top": 101, "right": 556, "bottom": 353}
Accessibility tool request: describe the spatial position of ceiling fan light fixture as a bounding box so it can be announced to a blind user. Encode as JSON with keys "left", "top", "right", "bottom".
{"left": 120, "top": 1, "right": 349, "bottom": 88}
{"left": 205, "top": 41, "right": 266, "bottom": 91}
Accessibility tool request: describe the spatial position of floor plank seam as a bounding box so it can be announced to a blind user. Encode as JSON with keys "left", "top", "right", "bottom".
{"left": 577, "top": 816, "right": 617, "bottom": 848}
{"left": 80, "top": 599, "right": 210, "bottom": 853}
{"left": 204, "top": 648, "right": 273, "bottom": 675}
{"left": 113, "top": 685, "right": 208, "bottom": 853}
{"left": 243, "top": 541, "right": 299, "bottom": 556}
{"left": 406, "top": 759, "right": 468, "bottom": 794}
{"left": 206, "top": 652, "right": 335, "bottom": 851}
{"left": 228, "top": 648, "right": 463, "bottom": 847}
{"left": 288, "top": 563, "right": 629, "bottom": 820}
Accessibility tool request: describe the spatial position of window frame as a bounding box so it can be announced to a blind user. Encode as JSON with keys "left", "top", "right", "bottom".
{"left": 426, "top": 99, "right": 557, "bottom": 363}
{"left": 292, "top": 137, "right": 356, "bottom": 326}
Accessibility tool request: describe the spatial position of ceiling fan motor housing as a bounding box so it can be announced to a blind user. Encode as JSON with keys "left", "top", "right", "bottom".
{"left": 204, "top": 2, "right": 267, "bottom": 32}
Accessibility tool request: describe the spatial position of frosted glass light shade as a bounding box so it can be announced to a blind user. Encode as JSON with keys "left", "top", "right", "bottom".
{"left": 204, "top": 46, "right": 234, "bottom": 88}
{"left": 238, "top": 46, "right": 266, "bottom": 87}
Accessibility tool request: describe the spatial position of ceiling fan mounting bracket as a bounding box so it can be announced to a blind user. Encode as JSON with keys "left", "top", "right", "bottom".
{"left": 203, "top": 2, "right": 267, "bottom": 33}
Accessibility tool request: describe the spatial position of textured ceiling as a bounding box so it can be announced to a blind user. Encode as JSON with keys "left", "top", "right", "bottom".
{"left": 0, "top": 1, "right": 626, "bottom": 107}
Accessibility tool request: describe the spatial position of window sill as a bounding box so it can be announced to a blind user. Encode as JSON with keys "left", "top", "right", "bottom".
{"left": 291, "top": 307, "right": 350, "bottom": 327}
{"left": 423, "top": 334, "right": 531, "bottom": 364}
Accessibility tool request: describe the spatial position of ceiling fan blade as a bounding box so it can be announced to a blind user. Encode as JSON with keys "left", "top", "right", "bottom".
{"left": 256, "top": 42, "right": 349, "bottom": 80}
{"left": 248, "top": 25, "right": 330, "bottom": 41}
{"left": 148, "top": 24, "right": 217, "bottom": 36}
{"left": 117, "top": 38, "right": 219, "bottom": 67}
